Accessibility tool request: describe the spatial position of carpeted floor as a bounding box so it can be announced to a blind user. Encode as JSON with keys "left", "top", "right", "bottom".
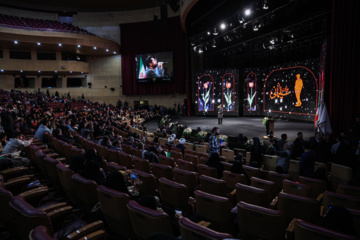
{"left": 147, "top": 116, "right": 315, "bottom": 142}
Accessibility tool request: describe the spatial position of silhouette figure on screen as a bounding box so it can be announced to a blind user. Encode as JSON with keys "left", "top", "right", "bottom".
{"left": 295, "top": 74, "right": 303, "bottom": 107}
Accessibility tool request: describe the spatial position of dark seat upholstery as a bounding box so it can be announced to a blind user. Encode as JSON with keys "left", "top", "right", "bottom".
{"left": 127, "top": 200, "right": 173, "bottom": 239}
{"left": 152, "top": 163, "right": 174, "bottom": 180}
{"left": 179, "top": 217, "right": 234, "bottom": 240}
{"left": 223, "top": 170, "right": 247, "bottom": 191}
{"left": 194, "top": 190, "right": 235, "bottom": 234}
{"left": 293, "top": 219, "right": 359, "bottom": 240}
{"left": 133, "top": 156, "right": 150, "bottom": 173}
{"left": 197, "top": 164, "right": 218, "bottom": 178}
{"left": 159, "top": 177, "right": 191, "bottom": 213}
{"left": 199, "top": 175, "right": 227, "bottom": 197}
{"left": 283, "top": 179, "right": 313, "bottom": 197}
{"left": 97, "top": 185, "right": 134, "bottom": 239}
{"left": 237, "top": 201, "right": 289, "bottom": 240}
{"left": 173, "top": 168, "right": 198, "bottom": 195}
{"left": 71, "top": 173, "right": 99, "bottom": 212}
{"left": 277, "top": 192, "right": 320, "bottom": 222}
{"left": 235, "top": 183, "right": 269, "bottom": 207}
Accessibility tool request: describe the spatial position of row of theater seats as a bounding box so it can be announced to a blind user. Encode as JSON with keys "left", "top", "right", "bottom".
{"left": 0, "top": 14, "right": 92, "bottom": 35}
{"left": 70, "top": 132, "right": 360, "bottom": 239}
{"left": 0, "top": 143, "right": 106, "bottom": 239}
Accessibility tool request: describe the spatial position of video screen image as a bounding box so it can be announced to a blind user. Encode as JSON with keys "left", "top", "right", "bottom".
{"left": 135, "top": 51, "right": 174, "bottom": 83}
{"left": 194, "top": 69, "right": 239, "bottom": 116}
{"left": 243, "top": 58, "right": 319, "bottom": 121}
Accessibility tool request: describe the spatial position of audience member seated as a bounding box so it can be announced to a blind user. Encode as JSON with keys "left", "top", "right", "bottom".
{"left": 34, "top": 119, "right": 52, "bottom": 142}
{"left": 299, "top": 141, "right": 316, "bottom": 177}
{"left": 0, "top": 132, "right": 33, "bottom": 167}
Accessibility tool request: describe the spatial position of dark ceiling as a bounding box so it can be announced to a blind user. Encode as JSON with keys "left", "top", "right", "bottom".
{"left": 0, "top": 0, "right": 162, "bottom": 13}
{"left": 186, "top": 0, "right": 332, "bottom": 67}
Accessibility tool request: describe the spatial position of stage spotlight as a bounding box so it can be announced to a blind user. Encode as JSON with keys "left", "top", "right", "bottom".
{"left": 245, "top": 9, "right": 251, "bottom": 16}
{"left": 213, "top": 28, "right": 218, "bottom": 35}
{"left": 212, "top": 40, "right": 217, "bottom": 48}
{"left": 263, "top": 0, "right": 269, "bottom": 9}
{"left": 220, "top": 23, "right": 226, "bottom": 30}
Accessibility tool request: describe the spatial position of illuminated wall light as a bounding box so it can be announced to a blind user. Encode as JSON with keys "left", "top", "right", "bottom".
{"left": 113, "top": 51, "right": 116, "bottom": 54}
{"left": 207, "top": 31, "right": 211, "bottom": 35}
{"left": 20, "top": 70, "right": 23, "bottom": 73}
{"left": 77, "top": 45, "right": 81, "bottom": 48}
{"left": 106, "top": 49, "right": 109, "bottom": 52}
{"left": 37, "top": 42, "right": 41, "bottom": 46}
{"left": 245, "top": 9, "right": 251, "bottom": 16}
{"left": 0, "top": 69, "right": 4, "bottom": 72}
{"left": 70, "top": 71, "right": 72, "bottom": 73}
{"left": 14, "top": 40, "right": 18, "bottom": 44}
{"left": 93, "top": 46, "right": 97, "bottom": 50}
{"left": 58, "top": 43, "right": 62, "bottom": 47}
{"left": 38, "top": 70, "right": 41, "bottom": 73}
{"left": 54, "top": 71, "right": 57, "bottom": 73}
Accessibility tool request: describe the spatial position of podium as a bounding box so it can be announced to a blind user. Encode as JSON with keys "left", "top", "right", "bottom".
{"left": 264, "top": 119, "right": 276, "bottom": 139}
{"left": 268, "top": 119, "right": 275, "bottom": 137}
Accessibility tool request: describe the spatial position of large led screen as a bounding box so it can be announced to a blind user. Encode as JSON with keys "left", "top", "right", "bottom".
{"left": 194, "top": 69, "right": 239, "bottom": 116}
{"left": 243, "top": 59, "right": 319, "bottom": 121}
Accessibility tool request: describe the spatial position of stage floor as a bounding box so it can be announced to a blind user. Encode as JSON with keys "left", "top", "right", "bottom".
{"left": 147, "top": 116, "right": 316, "bottom": 142}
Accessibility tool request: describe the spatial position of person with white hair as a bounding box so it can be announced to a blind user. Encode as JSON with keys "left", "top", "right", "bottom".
{"left": 176, "top": 138, "right": 186, "bottom": 154}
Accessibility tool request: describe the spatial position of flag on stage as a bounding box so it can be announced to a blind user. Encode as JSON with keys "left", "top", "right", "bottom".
{"left": 138, "top": 56, "right": 146, "bottom": 79}
{"left": 317, "top": 103, "right": 332, "bottom": 134}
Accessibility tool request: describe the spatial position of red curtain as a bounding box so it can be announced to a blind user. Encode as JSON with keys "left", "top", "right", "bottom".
{"left": 329, "top": 0, "right": 360, "bottom": 135}
{"left": 120, "top": 17, "right": 186, "bottom": 95}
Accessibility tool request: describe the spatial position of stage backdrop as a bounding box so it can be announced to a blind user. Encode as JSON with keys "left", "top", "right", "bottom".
{"left": 194, "top": 69, "right": 239, "bottom": 116}
{"left": 243, "top": 58, "right": 319, "bottom": 121}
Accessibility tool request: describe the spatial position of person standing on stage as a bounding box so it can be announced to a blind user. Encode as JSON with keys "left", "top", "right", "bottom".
{"left": 208, "top": 127, "right": 226, "bottom": 156}
{"left": 218, "top": 105, "right": 224, "bottom": 125}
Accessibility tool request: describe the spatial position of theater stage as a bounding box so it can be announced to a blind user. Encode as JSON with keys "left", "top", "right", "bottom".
{"left": 147, "top": 116, "right": 315, "bottom": 142}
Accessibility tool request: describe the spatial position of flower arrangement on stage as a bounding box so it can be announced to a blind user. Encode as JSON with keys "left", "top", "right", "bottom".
{"left": 182, "top": 127, "right": 192, "bottom": 138}
{"left": 217, "top": 134, "right": 228, "bottom": 143}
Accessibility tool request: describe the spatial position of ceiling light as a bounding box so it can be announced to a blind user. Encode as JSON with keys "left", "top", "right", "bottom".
{"left": 212, "top": 40, "right": 217, "bottom": 48}
{"left": 245, "top": 9, "right": 251, "bottom": 16}
{"left": 14, "top": 40, "right": 18, "bottom": 44}
{"left": 213, "top": 28, "right": 218, "bottom": 35}
{"left": 263, "top": 0, "right": 269, "bottom": 9}
{"left": 37, "top": 42, "right": 41, "bottom": 46}
{"left": 58, "top": 43, "right": 62, "bottom": 47}
{"left": 220, "top": 23, "right": 226, "bottom": 30}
